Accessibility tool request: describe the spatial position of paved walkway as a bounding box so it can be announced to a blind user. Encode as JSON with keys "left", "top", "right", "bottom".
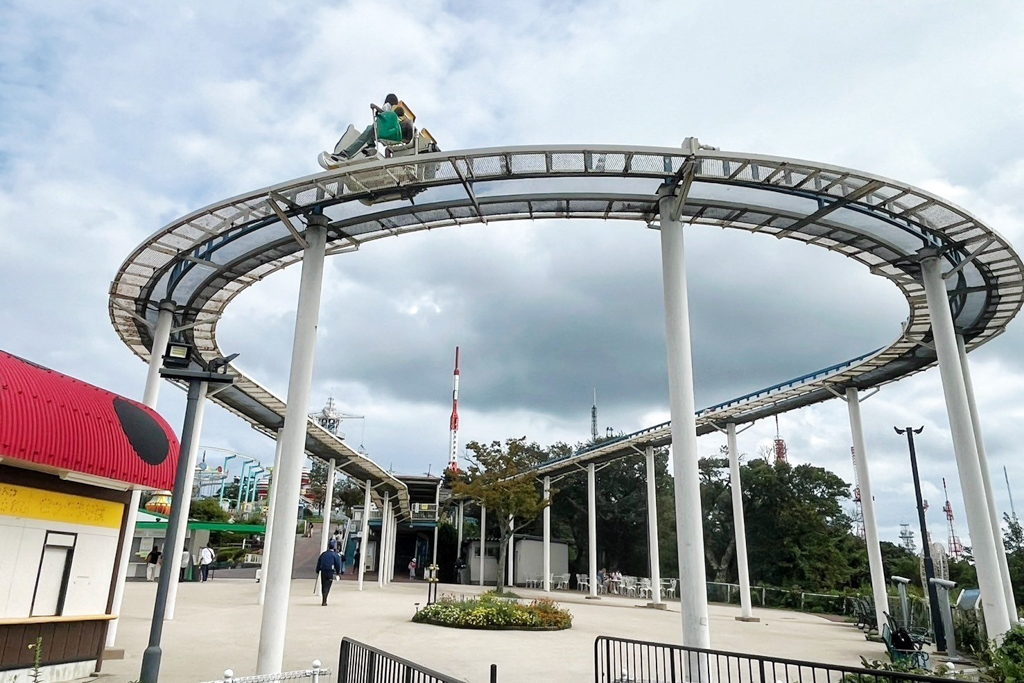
{"left": 97, "top": 579, "right": 888, "bottom": 682}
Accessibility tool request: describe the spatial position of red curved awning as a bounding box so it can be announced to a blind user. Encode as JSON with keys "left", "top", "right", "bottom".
{"left": 0, "top": 350, "right": 180, "bottom": 490}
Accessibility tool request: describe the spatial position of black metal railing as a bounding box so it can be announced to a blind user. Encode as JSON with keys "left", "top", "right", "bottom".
{"left": 338, "top": 638, "right": 466, "bottom": 683}
{"left": 595, "top": 636, "right": 950, "bottom": 683}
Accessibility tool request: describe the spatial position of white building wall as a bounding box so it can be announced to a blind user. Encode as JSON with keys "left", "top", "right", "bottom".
{"left": 514, "top": 538, "right": 568, "bottom": 585}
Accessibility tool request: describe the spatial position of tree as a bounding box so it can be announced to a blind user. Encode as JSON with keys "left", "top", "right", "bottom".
{"left": 307, "top": 460, "right": 344, "bottom": 516}
{"left": 1004, "top": 513, "right": 1024, "bottom": 609}
{"left": 190, "top": 497, "right": 229, "bottom": 522}
{"left": 450, "top": 437, "right": 549, "bottom": 592}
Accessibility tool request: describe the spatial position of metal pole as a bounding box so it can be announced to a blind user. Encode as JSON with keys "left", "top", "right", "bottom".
{"left": 901, "top": 426, "right": 946, "bottom": 650}
{"left": 957, "top": 334, "right": 1017, "bottom": 618}
{"left": 237, "top": 461, "right": 253, "bottom": 514}
{"left": 258, "top": 431, "right": 284, "bottom": 605}
{"left": 921, "top": 255, "right": 1011, "bottom": 640}
{"left": 165, "top": 382, "right": 209, "bottom": 620}
{"left": 315, "top": 458, "right": 336, "bottom": 597}
{"left": 140, "top": 378, "right": 203, "bottom": 683}
{"left": 219, "top": 454, "right": 237, "bottom": 505}
{"left": 256, "top": 220, "right": 328, "bottom": 675}
{"left": 644, "top": 446, "right": 663, "bottom": 606}
{"left": 543, "top": 476, "right": 551, "bottom": 592}
{"left": 587, "top": 463, "right": 598, "bottom": 598}
{"left": 358, "top": 479, "right": 370, "bottom": 590}
{"left": 726, "top": 424, "right": 754, "bottom": 620}
{"left": 659, "top": 195, "right": 711, "bottom": 648}
{"left": 479, "top": 505, "right": 487, "bottom": 587}
{"left": 107, "top": 300, "right": 175, "bottom": 649}
{"left": 846, "top": 388, "right": 888, "bottom": 633}
{"left": 378, "top": 492, "right": 390, "bottom": 588}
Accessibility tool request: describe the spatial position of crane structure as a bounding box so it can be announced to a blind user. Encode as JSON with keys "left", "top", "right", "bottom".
{"left": 448, "top": 347, "right": 461, "bottom": 473}
{"left": 942, "top": 477, "right": 964, "bottom": 560}
{"left": 899, "top": 523, "right": 917, "bottom": 553}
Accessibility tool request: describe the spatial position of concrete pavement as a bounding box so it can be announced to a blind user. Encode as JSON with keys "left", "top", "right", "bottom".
{"left": 96, "top": 578, "right": 889, "bottom": 682}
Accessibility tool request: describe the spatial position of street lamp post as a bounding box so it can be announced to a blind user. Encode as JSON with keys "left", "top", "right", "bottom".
{"left": 895, "top": 426, "right": 947, "bottom": 652}
{"left": 139, "top": 344, "right": 235, "bottom": 683}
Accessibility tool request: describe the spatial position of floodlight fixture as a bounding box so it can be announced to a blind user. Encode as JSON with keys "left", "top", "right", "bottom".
{"left": 163, "top": 341, "right": 192, "bottom": 369}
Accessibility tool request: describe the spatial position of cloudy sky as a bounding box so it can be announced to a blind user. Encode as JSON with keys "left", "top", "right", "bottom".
{"left": 3, "top": 1, "right": 1024, "bottom": 550}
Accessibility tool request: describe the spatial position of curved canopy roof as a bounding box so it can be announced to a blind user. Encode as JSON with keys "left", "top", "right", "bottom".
{"left": 109, "top": 145, "right": 1024, "bottom": 489}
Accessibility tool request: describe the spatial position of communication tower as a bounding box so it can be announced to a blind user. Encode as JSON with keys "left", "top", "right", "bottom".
{"left": 942, "top": 478, "right": 964, "bottom": 560}
{"left": 773, "top": 415, "right": 788, "bottom": 464}
{"left": 851, "top": 446, "right": 866, "bottom": 539}
{"left": 899, "top": 523, "right": 916, "bottom": 553}
{"left": 591, "top": 389, "right": 598, "bottom": 443}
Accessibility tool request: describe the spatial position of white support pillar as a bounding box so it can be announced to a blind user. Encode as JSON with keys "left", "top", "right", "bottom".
{"left": 457, "top": 501, "right": 465, "bottom": 559}
{"left": 507, "top": 515, "right": 515, "bottom": 587}
{"left": 314, "top": 458, "right": 336, "bottom": 597}
{"left": 543, "top": 476, "right": 551, "bottom": 593}
{"left": 587, "top": 463, "right": 598, "bottom": 599}
{"left": 479, "top": 505, "right": 487, "bottom": 586}
{"left": 256, "top": 221, "right": 328, "bottom": 675}
{"left": 958, "top": 335, "right": 1017, "bottom": 618}
{"left": 645, "top": 446, "right": 663, "bottom": 606}
{"left": 378, "top": 492, "right": 390, "bottom": 588}
{"left": 165, "top": 382, "right": 209, "bottom": 620}
{"left": 921, "top": 256, "right": 1012, "bottom": 640}
{"left": 107, "top": 299, "right": 176, "bottom": 648}
{"left": 357, "top": 479, "right": 371, "bottom": 591}
{"left": 432, "top": 481, "right": 441, "bottom": 566}
{"left": 846, "top": 389, "right": 888, "bottom": 633}
{"left": 388, "top": 507, "right": 397, "bottom": 583}
{"left": 659, "top": 196, "right": 711, "bottom": 648}
{"left": 259, "top": 431, "right": 284, "bottom": 605}
{"left": 726, "top": 424, "right": 757, "bottom": 621}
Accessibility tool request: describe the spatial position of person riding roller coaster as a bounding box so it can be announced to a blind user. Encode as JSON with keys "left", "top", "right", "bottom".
{"left": 334, "top": 94, "right": 413, "bottom": 160}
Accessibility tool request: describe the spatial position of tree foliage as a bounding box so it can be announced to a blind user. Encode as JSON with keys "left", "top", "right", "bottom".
{"left": 450, "top": 437, "right": 550, "bottom": 592}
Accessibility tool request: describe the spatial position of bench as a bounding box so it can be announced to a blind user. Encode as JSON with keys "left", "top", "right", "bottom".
{"left": 881, "top": 624, "right": 930, "bottom": 669}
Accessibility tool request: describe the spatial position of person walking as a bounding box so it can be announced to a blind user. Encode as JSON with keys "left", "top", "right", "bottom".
{"left": 145, "top": 545, "right": 162, "bottom": 581}
{"left": 199, "top": 543, "right": 216, "bottom": 582}
{"left": 352, "top": 548, "right": 360, "bottom": 575}
{"left": 408, "top": 558, "right": 417, "bottom": 580}
{"left": 455, "top": 556, "right": 466, "bottom": 584}
{"left": 316, "top": 543, "right": 344, "bottom": 606}
{"left": 179, "top": 545, "right": 191, "bottom": 581}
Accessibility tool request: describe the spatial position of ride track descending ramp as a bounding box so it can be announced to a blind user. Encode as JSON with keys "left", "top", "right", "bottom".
{"left": 109, "top": 144, "right": 1024, "bottom": 499}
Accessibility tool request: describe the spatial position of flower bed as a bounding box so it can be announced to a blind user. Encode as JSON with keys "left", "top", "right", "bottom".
{"left": 412, "top": 592, "right": 572, "bottom": 630}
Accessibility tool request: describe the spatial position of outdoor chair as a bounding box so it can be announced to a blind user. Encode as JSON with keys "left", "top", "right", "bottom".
{"left": 622, "top": 576, "right": 638, "bottom": 597}
{"left": 638, "top": 577, "right": 653, "bottom": 599}
{"left": 882, "top": 624, "right": 930, "bottom": 669}
{"left": 660, "top": 578, "right": 677, "bottom": 599}
{"left": 577, "top": 573, "right": 590, "bottom": 592}
{"left": 524, "top": 574, "right": 540, "bottom": 588}
{"left": 553, "top": 573, "right": 570, "bottom": 590}
{"left": 884, "top": 612, "right": 930, "bottom": 648}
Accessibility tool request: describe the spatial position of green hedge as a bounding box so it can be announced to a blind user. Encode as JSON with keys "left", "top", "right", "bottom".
{"left": 412, "top": 592, "right": 572, "bottom": 630}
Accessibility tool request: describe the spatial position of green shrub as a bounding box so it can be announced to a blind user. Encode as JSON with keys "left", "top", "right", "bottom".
{"left": 412, "top": 593, "right": 572, "bottom": 630}
{"left": 989, "top": 625, "right": 1024, "bottom": 683}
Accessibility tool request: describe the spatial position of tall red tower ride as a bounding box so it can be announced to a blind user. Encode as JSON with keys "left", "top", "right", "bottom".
{"left": 448, "top": 347, "right": 460, "bottom": 473}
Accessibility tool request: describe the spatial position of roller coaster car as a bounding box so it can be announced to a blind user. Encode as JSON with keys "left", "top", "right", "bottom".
{"left": 317, "top": 101, "right": 440, "bottom": 206}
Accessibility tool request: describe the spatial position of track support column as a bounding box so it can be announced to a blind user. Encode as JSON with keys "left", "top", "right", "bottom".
{"left": 357, "top": 479, "right": 371, "bottom": 590}
{"left": 727, "top": 424, "right": 757, "bottom": 622}
{"left": 315, "top": 458, "right": 336, "bottom": 596}
{"left": 257, "top": 219, "right": 328, "bottom": 674}
{"left": 378, "top": 492, "right": 390, "bottom": 588}
{"left": 921, "top": 255, "right": 1011, "bottom": 640}
{"left": 479, "top": 505, "right": 487, "bottom": 586}
{"left": 587, "top": 463, "right": 599, "bottom": 599}
{"left": 644, "top": 446, "right": 663, "bottom": 607}
{"left": 543, "top": 476, "right": 551, "bottom": 593}
{"left": 659, "top": 194, "right": 711, "bottom": 648}
{"left": 958, "top": 335, "right": 1017, "bottom": 618}
{"left": 845, "top": 388, "right": 888, "bottom": 634}
{"left": 259, "top": 430, "right": 284, "bottom": 605}
{"left": 108, "top": 299, "right": 176, "bottom": 648}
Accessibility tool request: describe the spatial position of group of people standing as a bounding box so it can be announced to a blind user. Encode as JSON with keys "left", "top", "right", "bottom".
{"left": 143, "top": 543, "right": 216, "bottom": 582}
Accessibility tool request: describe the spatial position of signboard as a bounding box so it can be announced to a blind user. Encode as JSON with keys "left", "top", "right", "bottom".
{"left": 0, "top": 483, "right": 124, "bottom": 529}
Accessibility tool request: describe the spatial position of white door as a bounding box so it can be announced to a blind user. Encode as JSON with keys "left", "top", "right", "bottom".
{"left": 32, "top": 546, "right": 70, "bottom": 616}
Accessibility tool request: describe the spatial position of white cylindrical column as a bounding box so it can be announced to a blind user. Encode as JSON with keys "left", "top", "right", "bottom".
{"left": 921, "top": 256, "right": 1011, "bottom": 640}
{"left": 165, "top": 382, "right": 209, "bottom": 619}
{"left": 726, "top": 424, "right": 755, "bottom": 621}
{"left": 256, "top": 222, "right": 328, "bottom": 675}
{"left": 507, "top": 516, "right": 515, "bottom": 587}
{"left": 846, "top": 388, "right": 889, "bottom": 634}
{"left": 543, "top": 477, "right": 551, "bottom": 593}
{"left": 587, "top": 463, "right": 598, "bottom": 599}
{"left": 432, "top": 482, "right": 441, "bottom": 566}
{"left": 457, "top": 501, "right": 465, "bottom": 567}
{"left": 659, "top": 197, "right": 711, "bottom": 648}
{"left": 479, "top": 505, "right": 487, "bottom": 586}
{"left": 645, "top": 446, "right": 663, "bottom": 605}
{"left": 314, "top": 458, "right": 336, "bottom": 597}
{"left": 357, "top": 480, "right": 371, "bottom": 590}
{"left": 388, "top": 507, "right": 397, "bottom": 583}
{"left": 378, "top": 492, "right": 390, "bottom": 588}
{"left": 259, "top": 431, "right": 284, "bottom": 605}
{"left": 957, "top": 335, "right": 1017, "bottom": 618}
{"left": 107, "top": 299, "right": 176, "bottom": 648}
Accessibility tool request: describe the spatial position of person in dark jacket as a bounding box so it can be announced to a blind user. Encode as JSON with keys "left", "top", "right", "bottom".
{"left": 316, "top": 545, "right": 344, "bottom": 606}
